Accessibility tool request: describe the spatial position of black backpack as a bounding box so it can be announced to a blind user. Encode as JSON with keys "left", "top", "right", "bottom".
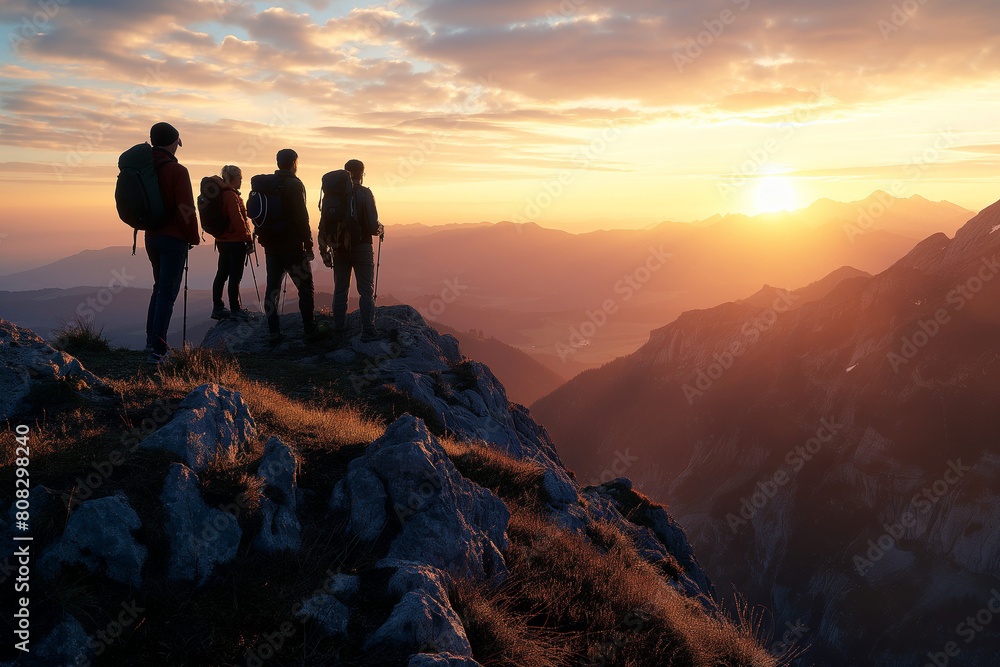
{"left": 115, "top": 143, "right": 167, "bottom": 253}
{"left": 247, "top": 174, "right": 285, "bottom": 233}
{"left": 197, "top": 177, "right": 229, "bottom": 237}
{"left": 317, "top": 170, "right": 359, "bottom": 260}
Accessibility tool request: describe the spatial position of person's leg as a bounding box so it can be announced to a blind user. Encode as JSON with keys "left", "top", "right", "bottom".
{"left": 332, "top": 252, "right": 352, "bottom": 329}
{"left": 212, "top": 243, "right": 228, "bottom": 312}
{"left": 149, "top": 236, "right": 187, "bottom": 355}
{"left": 353, "top": 244, "right": 376, "bottom": 332}
{"left": 264, "top": 251, "right": 284, "bottom": 334}
{"left": 145, "top": 235, "right": 161, "bottom": 351}
{"left": 228, "top": 242, "right": 247, "bottom": 312}
{"left": 286, "top": 251, "right": 315, "bottom": 331}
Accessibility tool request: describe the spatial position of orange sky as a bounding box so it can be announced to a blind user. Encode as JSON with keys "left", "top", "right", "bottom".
{"left": 2, "top": 0, "right": 1000, "bottom": 271}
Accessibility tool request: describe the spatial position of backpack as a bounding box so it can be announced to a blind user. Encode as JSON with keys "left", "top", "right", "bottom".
{"left": 317, "top": 170, "right": 360, "bottom": 262}
{"left": 197, "top": 177, "right": 229, "bottom": 237}
{"left": 247, "top": 174, "right": 286, "bottom": 233}
{"left": 115, "top": 143, "right": 167, "bottom": 253}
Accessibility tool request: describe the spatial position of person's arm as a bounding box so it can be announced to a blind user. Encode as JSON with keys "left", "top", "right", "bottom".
{"left": 176, "top": 165, "right": 199, "bottom": 245}
{"left": 361, "top": 187, "right": 380, "bottom": 235}
{"left": 292, "top": 178, "right": 313, "bottom": 252}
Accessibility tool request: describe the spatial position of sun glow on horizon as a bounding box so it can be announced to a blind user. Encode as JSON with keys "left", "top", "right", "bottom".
{"left": 753, "top": 176, "right": 799, "bottom": 214}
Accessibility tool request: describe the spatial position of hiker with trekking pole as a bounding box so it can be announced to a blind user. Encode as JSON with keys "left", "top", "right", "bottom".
{"left": 115, "top": 122, "right": 200, "bottom": 365}
{"left": 248, "top": 148, "right": 321, "bottom": 345}
{"left": 197, "top": 164, "right": 254, "bottom": 322}
{"left": 317, "top": 159, "right": 384, "bottom": 343}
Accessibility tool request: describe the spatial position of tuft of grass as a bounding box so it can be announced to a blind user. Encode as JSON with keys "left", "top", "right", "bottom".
{"left": 441, "top": 437, "right": 550, "bottom": 509}
{"left": 449, "top": 577, "right": 571, "bottom": 667}
{"left": 51, "top": 316, "right": 112, "bottom": 356}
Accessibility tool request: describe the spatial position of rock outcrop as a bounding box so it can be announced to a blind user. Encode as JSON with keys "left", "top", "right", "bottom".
{"left": 0, "top": 319, "right": 105, "bottom": 421}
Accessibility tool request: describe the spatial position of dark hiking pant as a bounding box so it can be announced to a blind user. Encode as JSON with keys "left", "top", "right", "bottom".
{"left": 213, "top": 241, "right": 248, "bottom": 311}
{"left": 145, "top": 234, "right": 188, "bottom": 355}
{"left": 264, "top": 249, "right": 315, "bottom": 334}
{"left": 332, "top": 244, "right": 375, "bottom": 331}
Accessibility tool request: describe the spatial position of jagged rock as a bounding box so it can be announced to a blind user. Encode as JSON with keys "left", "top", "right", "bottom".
{"left": 363, "top": 589, "right": 472, "bottom": 656}
{"left": 408, "top": 654, "right": 484, "bottom": 667}
{"left": 297, "top": 595, "right": 350, "bottom": 637}
{"left": 326, "top": 573, "right": 361, "bottom": 600}
{"left": 330, "top": 415, "right": 510, "bottom": 583}
{"left": 0, "top": 319, "right": 105, "bottom": 420}
{"left": 383, "top": 561, "right": 452, "bottom": 602}
{"left": 160, "top": 463, "right": 241, "bottom": 585}
{"left": 138, "top": 383, "right": 256, "bottom": 473}
{"left": 250, "top": 436, "right": 301, "bottom": 555}
{"left": 33, "top": 615, "right": 91, "bottom": 665}
{"left": 39, "top": 492, "right": 146, "bottom": 587}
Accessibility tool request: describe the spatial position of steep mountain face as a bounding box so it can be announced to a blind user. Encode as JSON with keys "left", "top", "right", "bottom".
{"left": 532, "top": 202, "right": 1000, "bottom": 665}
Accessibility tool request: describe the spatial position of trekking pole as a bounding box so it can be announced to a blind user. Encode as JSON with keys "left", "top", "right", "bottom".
{"left": 246, "top": 249, "right": 262, "bottom": 312}
{"left": 281, "top": 274, "right": 288, "bottom": 315}
{"left": 374, "top": 234, "right": 382, "bottom": 303}
{"left": 182, "top": 251, "right": 189, "bottom": 348}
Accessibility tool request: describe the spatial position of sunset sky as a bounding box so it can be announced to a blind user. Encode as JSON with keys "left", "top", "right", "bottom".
{"left": 2, "top": 0, "right": 1000, "bottom": 270}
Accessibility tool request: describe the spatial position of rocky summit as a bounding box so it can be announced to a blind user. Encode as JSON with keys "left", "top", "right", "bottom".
{"left": 0, "top": 306, "right": 772, "bottom": 666}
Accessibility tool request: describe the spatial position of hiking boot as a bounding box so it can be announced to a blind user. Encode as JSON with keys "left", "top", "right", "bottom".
{"left": 230, "top": 308, "right": 252, "bottom": 322}
{"left": 360, "top": 328, "right": 380, "bottom": 343}
{"left": 268, "top": 331, "right": 285, "bottom": 346}
{"left": 144, "top": 350, "right": 166, "bottom": 365}
{"left": 211, "top": 307, "right": 231, "bottom": 321}
{"left": 305, "top": 324, "right": 331, "bottom": 342}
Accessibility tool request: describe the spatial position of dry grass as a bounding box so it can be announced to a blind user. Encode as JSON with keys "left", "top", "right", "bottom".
{"left": 456, "top": 504, "right": 783, "bottom": 667}
{"left": 440, "top": 436, "right": 550, "bottom": 509}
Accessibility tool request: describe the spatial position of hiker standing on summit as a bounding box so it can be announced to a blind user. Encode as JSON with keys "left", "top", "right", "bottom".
{"left": 209, "top": 165, "right": 252, "bottom": 322}
{"left": 255, "top": 149, "right": 319, "bottom": 344}
{"left": 332, "top": 159, "right": 384, "bottom": 341}
{"left": 145, "top": 122, "right": 199, "bottom": 364}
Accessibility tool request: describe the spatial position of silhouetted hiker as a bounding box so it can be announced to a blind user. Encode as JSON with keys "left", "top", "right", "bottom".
{"left": 331, "top": 159, "right": 384, "bottom": 342}
{"left": 252, "top": 148, "right": 319, "bottom": 344}
{"left": 207, "top": 165, "right": 253, "bottom": 322}
{"left": 145, "top": 122, "right": 200, "bottom": 364}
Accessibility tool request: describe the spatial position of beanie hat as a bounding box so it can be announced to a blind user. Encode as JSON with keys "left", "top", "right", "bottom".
{"left": 150, "top": 122, "right": 180, "bottom": 147}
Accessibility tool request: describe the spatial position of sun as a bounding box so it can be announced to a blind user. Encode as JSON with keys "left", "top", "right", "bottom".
{"left": 754, "top": 176, "right": 798, "bottom": 214}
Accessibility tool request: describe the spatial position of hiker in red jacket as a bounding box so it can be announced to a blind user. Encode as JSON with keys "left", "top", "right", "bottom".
{"left": 145, "top": 122, "right": 199, "bottom": 364}
{"left": 210, "top": 165, "right": 253, "bottom": 321}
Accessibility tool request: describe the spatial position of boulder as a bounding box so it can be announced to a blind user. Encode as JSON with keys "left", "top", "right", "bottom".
{"left": 39, "top": 492, "right": 146, "bottom": 587}
{"left": 138, "top": 383, "right": 256, "bottom": 473}
{"left": 363, "top": 589, "right": 472, "bottom": 656}
{"left": 33, "top": 615, "right": 91, "bottom": 665}
{"left": 297, "top": 595, "right": 350, "bottom": 638}
{"left": 330, "top": 415, "right": 510, "bottom": 583}
{"left": 0, "top": 319, "right": 104, "bottom": 421}
{"left": 160, "top": 463, "right": 241, "bottom": 585}
{"left": 250, "top": 436, "right": 301, "bottom": 555}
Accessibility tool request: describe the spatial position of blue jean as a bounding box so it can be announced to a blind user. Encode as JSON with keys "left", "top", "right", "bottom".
{"left": 145, "top": 234, "right": 188, "bottom": 355}
{"left": 333, "top": 244, "right": 375, "bottom": 330}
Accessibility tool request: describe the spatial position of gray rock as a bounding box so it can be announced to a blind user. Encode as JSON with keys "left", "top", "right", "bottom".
{"left": 330, "top": 415, "right": 510, "bottom": 583}
{"left": 251, "top": 437, "right": 301, "bottom": 555}
{"left": 326, "top": 573, "right": 361, "bottom": 600}
{"left": 138, "top": 383, "right": 256, "bottom": 473}
{"left": 363, "top": 589, "right": 472, "bottom": 656}
{"left": 408, "top": 654, "right": 484, "bottom": 667}
{"left": 160, "top": 463, "right": 241, "bottom": 585}
{"left": 382, "top": 561, "right": 452, "bottom": 602}
{"left": 0, "top": 319, "right": 105, "bottom": 421}
{"left": 39, "top": 492, "right": 146, "bottom": 587}
{"left": 297, "top": 595, "right": 350, "bottom": 637}
{"left": 34, "top": 615, "right": 91, "bottom": 665}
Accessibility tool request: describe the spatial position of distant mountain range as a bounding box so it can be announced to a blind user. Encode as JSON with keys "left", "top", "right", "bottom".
{"left": 532, "top": 200, "right": 1000, "bottom": 665}
{"left": 0, "top": 193, "right": 975, "bottom": 378}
